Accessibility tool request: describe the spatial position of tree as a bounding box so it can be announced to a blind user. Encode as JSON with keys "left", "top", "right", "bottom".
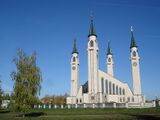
{"left": 2, "top": 93, "right": 11, "bottom": 100}
{"left": 11, "top": 49, "right": 42, "bottom": 112}
{"left": 41, "top": 94, "right": 67, "bottom": 105}
{"left": 0, "top": 79, "right": 3, "bottom": 108}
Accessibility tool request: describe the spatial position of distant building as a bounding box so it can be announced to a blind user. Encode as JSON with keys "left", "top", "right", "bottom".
{"left": 1, "top": 100, "right": 10, "bottom": 108}
{"left": 1, "top": 91, "right": 13, "bottom": 108}
{"left": 67, "top": 17, "right": 145, "bottom": 107}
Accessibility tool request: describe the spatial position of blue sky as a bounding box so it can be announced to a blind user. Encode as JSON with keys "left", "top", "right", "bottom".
{"left": 0, "top": 0, "right": 160, "bottom": 100}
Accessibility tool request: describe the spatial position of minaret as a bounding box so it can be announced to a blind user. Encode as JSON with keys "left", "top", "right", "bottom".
{"left": 71, "top": 39, "right": 79, "bottom": 97}
{"left": 107, "top": 41, "right": 114, "bottom": 76}
{"left": 130, "top": 26, "right": 142, "bottom": 95}
{"left": 87, "top": 16, "right": 99, "bottom": 95}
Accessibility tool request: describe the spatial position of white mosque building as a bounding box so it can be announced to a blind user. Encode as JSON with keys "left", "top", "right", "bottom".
{"left": 67, "top": 17, "right": 145, "bottom": 107}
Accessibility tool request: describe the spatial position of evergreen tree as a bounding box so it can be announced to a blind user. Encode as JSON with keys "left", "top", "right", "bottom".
{"left": 0, "top": 79, "right": 3, "bottom": 108}
{"left": 11, "top": 49, "right": 42, "bottom": 112}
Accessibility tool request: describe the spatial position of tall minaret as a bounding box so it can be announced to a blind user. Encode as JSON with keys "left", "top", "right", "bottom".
{"left": 106, "top": 41, "right": 114, "bottom": 76}
{"left": 87, "top": 16, "right": 99, "bottom": 95}
{"left": 130, "top": 26, "right": 142, "bottom": 95}
{"left": 71, "top": 39, "right": 79, "bottom": 97}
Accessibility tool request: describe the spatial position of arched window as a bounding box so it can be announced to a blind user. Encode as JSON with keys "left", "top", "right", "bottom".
{"left": 128, "top": 97, "right": 130, "bottom": 102}
{"left": 133, "top": 51, "right": 136, "bottom": 57}
{"left": 108, "top": 58, "right": 111, "bottom": 62}
{"left": 101, "top": 78, "right": 104, "bottom": 93}
{"left": 132, "top": 97, "right": 134, "bottom": 102}
{"left": 73, "top": 57, "right": 76, "bottom": 62}
{"left": 80, "top": 99, "right": 82, "bottom": 103}
{"left": 90, "top": 40, "right": 94, "bottom": 47}
{"left": 76, "top": 99, "right": 78, "bottom": 103}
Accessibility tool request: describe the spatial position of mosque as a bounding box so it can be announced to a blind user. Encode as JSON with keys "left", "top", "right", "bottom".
{"left": 67, "top": 17, "right": 145, "bottom": 107}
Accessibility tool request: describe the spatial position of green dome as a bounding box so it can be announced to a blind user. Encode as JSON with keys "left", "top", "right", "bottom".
{"left": 130, "top": 27, "right": 137, "bottom": 48}
{"left": 88, "top": 16, "right": 97, "bottom": 37}
{"left": 72, "top": 39, "right": 78, "bottom": 54}
{"left": 107, "top": 41, "right": 112, "bottom": 55}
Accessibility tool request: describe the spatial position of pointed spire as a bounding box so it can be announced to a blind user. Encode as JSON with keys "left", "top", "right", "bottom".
{"left": 72, "top": 38, "right": 78, "bottom": 54}
{"left": 88, "top": 16, "right": 97, "bottom": 37}
{"left": 130, "top": 26, "right": 137, "bottom": 48}
{"left": 107, "top": 41, "right": 112, "bottom": 55}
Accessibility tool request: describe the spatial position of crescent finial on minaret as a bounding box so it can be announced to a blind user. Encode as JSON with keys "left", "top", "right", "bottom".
{"left": 88, "top": 12, "right": 97, "bottom": 37}
{"left": 90, "top": 11, "right": 93, "bottom": 22}
{"left": 131, "top": 26, "right": 134, "bottom": 32}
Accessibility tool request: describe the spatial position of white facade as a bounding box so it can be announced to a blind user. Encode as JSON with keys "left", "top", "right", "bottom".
{"left": 130, "top": 47, "right": 142, "bottom": 95}
{"left": 88, "top": 35, "right": 99, "bottom": 95}
{"left": 1, "top": 100, "right": 10, "bottom": 108}
{"left": 67, "top": 19, "right": 145, "bottom": 107}
{"left": 70, "top": 40, "right": 79, "bottom": 97}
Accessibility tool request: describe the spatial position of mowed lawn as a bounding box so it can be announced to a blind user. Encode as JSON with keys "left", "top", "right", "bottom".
{"left": 0, "top": 107, "right": 160, "bottom": 120}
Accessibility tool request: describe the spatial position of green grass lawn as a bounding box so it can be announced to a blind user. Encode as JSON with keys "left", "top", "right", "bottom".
{"left": 0, "top": 107, "right": 160, "bottom": 120}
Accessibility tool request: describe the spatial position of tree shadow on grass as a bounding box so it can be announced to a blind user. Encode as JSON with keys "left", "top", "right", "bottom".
{"left": 130, "top": 114, "right": 160, "bottom": 120}
{"left": 0, "top": 110, "right": 11, "bottom": 113}
{"left": 18, "top": 112, "right": 46, "bottom": 117}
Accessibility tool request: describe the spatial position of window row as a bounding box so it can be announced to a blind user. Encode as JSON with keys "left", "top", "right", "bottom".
{"left": 101, "top": 78, "right": 125, "bottom": 95}
{"left": 76, "top": 98, "right": 82, "bottom": 103}
{"left": 119, "top": 97, "right": 134, "bottom": 103}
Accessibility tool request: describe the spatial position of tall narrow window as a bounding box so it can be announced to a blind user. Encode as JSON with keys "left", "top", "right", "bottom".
{"left": 101, "top": 78, "right": 104, "bottom": 93}
{"left": 108, "top": 58, "right": 111, "bottom": 62}
{"left": 106, "top": 80, "right": 108, "bottom": 94}
{"left": 73, "top": 57, "right": 76, "bottom": 62}
{"left": 113, "top": 83, "right": 115, "bottom": 95}
{"left": 109, "top": 81, "right": 112, "bottom": 94}
{"left": 128, "top": 97, "right": 130, "bottom": 102}
{"left": 119, "top": 87, "right": 122, "bottom": 95}
{"left": 116, "top": 85, "right": 118, "bottom": 95}
{"left": 122, "top": 89, "right": 125, "bottom": 95}
{"left": 90, "top": 40, "right": 94, "bottom": 47}
{"left": 80, "top": 99, "right": 82, "bottom": 103}
{"left": 120, "top": 98, "right": 122, "bottom": 102}
{"left": 123, "top": 97, "right": 125, "bottom": 102}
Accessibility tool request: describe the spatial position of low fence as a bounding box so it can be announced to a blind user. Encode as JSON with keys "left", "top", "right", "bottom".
{"left": 34, "top": 102, "right": 151, "bottom": 109}
{"left": 143, "top": 101, "right": 156, "bottom": 108}
{"left": 34, "top": 101, "right": 156, "bottom": 109}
